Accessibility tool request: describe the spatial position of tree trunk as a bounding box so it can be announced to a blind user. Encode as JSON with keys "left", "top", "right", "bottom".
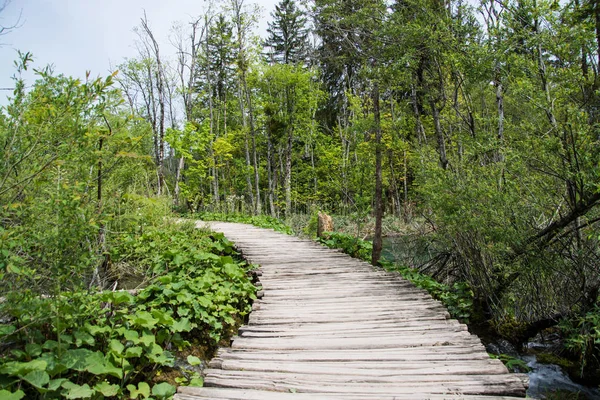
{"left": 494, "top": 76, "right": 505, "bottom": 163}
{"left": 267, "top": 139, "right": 276, "bottom": 217}
{"left": 431, "top": 99, "right": 448, "bottom": 170}
{"left": 245, "top": 79, "right": 261, "bottom": 215}
{"left": 174, "top": 156, "right": 185, "bottom": 206}
{"left": 372, "top": 80, "right": 383, "bottom": 266}
{"left": 284, "top": 126, "right": 293, "bottom": 218}
{"left": 238, "top": 84, "right": 255, "bottom": 210}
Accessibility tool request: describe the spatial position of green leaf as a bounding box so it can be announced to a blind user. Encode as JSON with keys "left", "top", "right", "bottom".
{"left": 0, "top": 324, "right": 16, "bottom": 336}
{"left": 22, "top": 370, "right": 50, "bottom": 389}
{"left": 130, "top": 311, "right": 159, "bottom": 329}
{"left": 85, "top": 352, "right": 123, "bottom": 379}
{"left": 122, "top": 329, "right": 140, "bottom": 342}
{"left": 106, "top": 291, "right": 135, "bottom": 305}
{"left": 109, "top": 339, "right": 125, "bottom": 354}
{"left": 173, "top": 254, "right": 185, "bottom": 266}
{"left": 94, "top": 381, "right": 120, "bottom": 397}
{"left": 48, "top": 378, "right": 67, "bottom": 391}
{"left": 147, "top": 348, "right": 174, "bottom": 365}
{"left": 42, "top": 340, "right": 59, "bottom": 350}
{"left": 61, "top": 381, "right": 94, "bottom": 399}
{"left": 6, "top": 263, "right": 21, "bottom": 274}
{"left": 127, "top": 381, "right": 150, "bottom": 399}
{"left": 0, "top": 389, "right": 25, "bottom": 400}
{"left": 189, "top": 377, "right": 204, "bottom": 387}
{"left": 73, "top": 330, "right": 95, "bottom": 347}
{"left": 151, "top": 382, "right": 176, "bottom": 398}
{"left": 85, "top": 323, "right": 110, "bottom": 336}
{"left": 172, "top": 318, "right": 192, "bottom": 333}
{"left": 124, "top": 346, "right": 143, "bottom": 358}
{"left": 0, "top": 359, "right": 47, "bottom": 376}
{"left": 151, "top": 309, "right": 175, "bottom": 325}
{"left": 60, "top": 349, "right": 93, "bottom": 371}
{"left": 139, "top": 332, "right": 155, "bottom": 346}
{"left": 25, "top": 343, "right": 42, "bottom": 357}
{"left": 187, "top": 355, "right": 202, "bottom": 366}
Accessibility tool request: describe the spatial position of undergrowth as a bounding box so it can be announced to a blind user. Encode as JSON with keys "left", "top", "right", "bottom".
{"left": 0, "top": 223, "right": 256, "bottom": 399}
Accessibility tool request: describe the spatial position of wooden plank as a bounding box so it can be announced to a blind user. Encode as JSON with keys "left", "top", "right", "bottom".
{"left": 202, "top": 375, "right": 527, "bottom": 397}
{"left": 177, "top": 387, "right": 527, "bottom": 400}
{"left": 213, "top": 359, "right": 509, "bottom": 375}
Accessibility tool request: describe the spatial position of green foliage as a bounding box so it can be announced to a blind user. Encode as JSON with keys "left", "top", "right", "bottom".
{"left": 390, "top": 264, "right": 474, "bottom": 323}
{"left": 317, "top": 232, "right": 372, "bottom": 260}
{"left": 303, "top": 212, "right": 319, "bottom": 237}
{"left": 560, "top": 305, "right": 600, "bottom": 378}
{"left": 489, "top": 354, "right": 531, "bottom": 373}
{"left": 0, "top": 55, "right": 156, "bottom": 296}
{"left": 0, "top": 224, "right": 255, "bottom": 399}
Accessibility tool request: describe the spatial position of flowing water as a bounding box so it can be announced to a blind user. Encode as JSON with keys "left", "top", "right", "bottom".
{"left": 381, "top": 235, "right": 600, "bottom": 400}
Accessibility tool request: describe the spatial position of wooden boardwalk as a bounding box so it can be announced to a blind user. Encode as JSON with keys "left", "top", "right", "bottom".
{"left": 176, "top": 222, "right": 528, "bottom": 400}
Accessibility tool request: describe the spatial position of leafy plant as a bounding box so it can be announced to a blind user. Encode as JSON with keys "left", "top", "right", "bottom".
{"left": 489, "top": 354, "right": 531, "bottom": 373}
{"left": 0, "top": 224, "right": 256, "bottom": 399}
{"left": 560, "top": 305, "right": 600, "bottom": 378}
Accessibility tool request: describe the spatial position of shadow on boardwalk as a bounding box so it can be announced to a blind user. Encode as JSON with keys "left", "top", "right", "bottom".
{"left": 175, "top": 222, "right": 528, "bottom": 400}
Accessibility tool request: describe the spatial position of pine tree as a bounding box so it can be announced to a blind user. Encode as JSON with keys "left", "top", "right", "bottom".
{"left": 265, "top": 0, "right": 310, "bottom": 65}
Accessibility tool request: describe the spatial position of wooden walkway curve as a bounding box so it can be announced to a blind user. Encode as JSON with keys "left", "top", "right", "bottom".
{"left": 176, "top": 222, "right": 528, "bottom": 400}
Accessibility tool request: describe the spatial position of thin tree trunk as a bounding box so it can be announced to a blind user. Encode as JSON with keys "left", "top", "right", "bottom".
{"left": 431, "top": 99, "right": 448, "bottom": 170}
{"left": 372, "top": 80, "right": 383, "bottom": 266}
{"left": 245, "top": 80, "right": 261, "bottom": 215}
{"left": 285, "top": 126, "right": 293, "bottom": 217}
{"left": 267, "top": 139, "right": 276, "bottom": 217}
{"left": 494, "top": 76, "right": 505, "bottom": 163}
{"left": 174, "top": 156, "right": 185, "bottom": 206}
{"left": 238, "top": 85, "right": 255, "bottom": 210}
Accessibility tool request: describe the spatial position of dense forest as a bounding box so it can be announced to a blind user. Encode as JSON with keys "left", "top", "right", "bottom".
{"left": 1, "top": 0, "right": 600, "bottom": 398}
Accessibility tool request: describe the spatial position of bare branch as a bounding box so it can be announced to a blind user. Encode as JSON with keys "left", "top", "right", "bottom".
{"left": 0, "top": 0, "right": 23, "bottom": 42}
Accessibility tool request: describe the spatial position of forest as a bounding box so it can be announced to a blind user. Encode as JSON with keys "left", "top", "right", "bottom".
{"left": 1, "top": 0, "right": 600, "bottom": 398}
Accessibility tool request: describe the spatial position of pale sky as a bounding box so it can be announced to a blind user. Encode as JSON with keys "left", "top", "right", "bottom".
{"left": 0, "top": 0, "right": 279, "bottom": 103}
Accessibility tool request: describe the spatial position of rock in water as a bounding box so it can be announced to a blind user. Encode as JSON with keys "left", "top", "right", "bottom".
{"left": 317, "top": 212, "right": 334, "bottom": 238}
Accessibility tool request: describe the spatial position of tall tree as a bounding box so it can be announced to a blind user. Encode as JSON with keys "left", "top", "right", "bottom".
{"left": 265, "top": 0, "right": 311, "bottom": 65}
{"left": 171, "top": 16, "right": 206, "bottom": 206}
{"left": 230, "top": 0, "right": 262, "bottom": 214}
{"left": 117, "top": 13, "right": 174, "bottom": 196}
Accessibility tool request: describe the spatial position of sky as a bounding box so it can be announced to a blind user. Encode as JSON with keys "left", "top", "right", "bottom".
{"left": 0, "top": 0, "right": 279, "bottom": 103}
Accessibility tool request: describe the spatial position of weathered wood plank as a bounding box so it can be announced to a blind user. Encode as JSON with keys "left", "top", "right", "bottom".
{"left": 202, "top": 375, "right": 527, "bottom": 397}
{"left": 178, "top": 387, "right": 526, "bottom": 400}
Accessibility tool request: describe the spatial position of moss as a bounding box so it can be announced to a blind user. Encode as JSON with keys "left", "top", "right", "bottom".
{"left": 539, "top": 389, "right": 588, "bottom": 400}
{"left": 493, "top": 316, "right": 528, "bottom": 343}
{"left": 536, "top": 353, "right": 577, "bottom": 370}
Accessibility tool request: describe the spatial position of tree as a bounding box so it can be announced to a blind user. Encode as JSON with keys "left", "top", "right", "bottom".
{"left": 312, "top": 0, "right": 386, "bottom": 263}
{"left": 171, "top": 16, "right": 206, "bottom": 206}
{"left": 117, "top": 13, "right": 175, "bottom": 196}
{"left": 0, "top": 0, "right": 21, "bottom": 43}
{"left": 258, "top": 64, "right": 323, "bottom": 217}
{"left": 230, "top": 0, "right": 262, "bottom": 214}
{"left": 1, "top": 54, "right": 154, "bottom": 293}
{"left": 265, "top": 0, "right": 311, "bottom": 65}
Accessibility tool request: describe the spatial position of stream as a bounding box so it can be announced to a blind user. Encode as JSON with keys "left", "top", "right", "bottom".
{"left": 381, "top": 235, "right": 600, "bottom": 400}
{"left": 485, "top": 339, "right": 600, "bottom": 399}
